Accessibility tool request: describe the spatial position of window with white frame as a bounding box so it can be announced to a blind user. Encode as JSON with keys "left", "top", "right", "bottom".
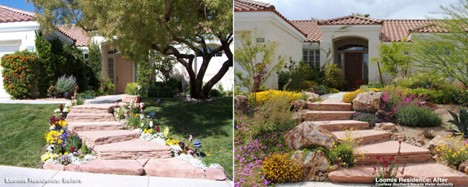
{"left": 302, "top": 49, "right": 320, "bottom": 69}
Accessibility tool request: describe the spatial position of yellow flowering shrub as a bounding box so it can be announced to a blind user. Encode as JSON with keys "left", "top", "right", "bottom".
{"left": 143, "top": 128, "right": 154, "bottom": 134}
{"left": 252, "top": 90, "right": 301, "bottom": 104}
{"left": 40, "top": 152, "right": 59, "bottom": 162}
{"left": 435, "top": 136, "right": 468, "bottom": 166}
{"left": 45, "top": 130, "right": 63, "bottom": 145}
{"left": 166, "top": 138, "right": 180, "bottom": 146}
{"left": 261, "top": 153, "right": 303, "bottom": 183}
{"left": 328, "top": 129, "right": 358, "bottom": 167}
{"left": 342, "top": 87, "right": 380, "bottom": 103}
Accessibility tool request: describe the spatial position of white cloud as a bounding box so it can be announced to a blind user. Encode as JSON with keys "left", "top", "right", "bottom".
{"left": 259, "top": 0, "right": 459, "bottom": 20}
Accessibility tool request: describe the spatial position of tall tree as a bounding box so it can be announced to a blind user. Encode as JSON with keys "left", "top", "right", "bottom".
{"left": 410, "top": 0, "right": 468, "bottom": 87}
{"left": 29, "top": 0, "right": 233, "bottom": 99}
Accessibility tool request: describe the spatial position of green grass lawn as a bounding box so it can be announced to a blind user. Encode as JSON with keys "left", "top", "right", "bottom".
{"left": 142, "top": 97, "right": 233, "bottom": 179}
{"left": 0, "top": 104, "right": 56, "bottom": 168}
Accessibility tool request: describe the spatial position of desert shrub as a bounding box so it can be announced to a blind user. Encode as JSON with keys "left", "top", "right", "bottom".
{"left": 278, "top": 60, "right": 320, "bottom": 91}
{"left": 250, "top": 92, "right": 295, "bottom": 136}
{"left": 98, "top": 74, "right": 115, "bottom": 95}
{"left": 327, "top": 132, "right": 357, "bottom": 168}
{"left": 0, "top": 50, "right": 39, "bottom": 99}
{"left": 55, "top": 75, "right": 76, "bottom": 93}
{"left": 398, "top": 73, "right": 445, "bottom": 89}
{"left": 448, "top": 108, "right": 468, "bottom": 137}
{"left": 353, "top": 112, "right": 379, "bottom": 126}
{"left": 322, "top": 63, "right": 347, "bottom": 90}
{"left": 261, "top": 153, "right": 303, "bottom": 183}
{"left": 397, "top": 104, "right": 441, "bottom": 127}
{"left": 435, "top": 136, "right": 468, "bottom": 166}
{"left": 308, "top": 84, "right": 338, "bottom": 95}
{"left": 252, "top": 90, "right": 301, "bottom": 105}
{"left": 78, "top": 90, "right": 97, "bottom": 99}
{"left": 125, "top": 82, "right": 139, "bottom": 95}
{"left": 368, "top": 82, "right": 383, "bottom": 88}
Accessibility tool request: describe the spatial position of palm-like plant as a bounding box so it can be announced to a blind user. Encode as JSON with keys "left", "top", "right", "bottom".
{"left": 448, "top": 108, "right": 468, "bottom": 137}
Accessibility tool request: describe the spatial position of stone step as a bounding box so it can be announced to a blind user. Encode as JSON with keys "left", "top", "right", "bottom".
{"left": 307, "top": 102, "right": 352, "bottom": 111}
{"left": 332, "top": 129, "right": 391, "bottom": 145}
{"left": 66, "top": 113, "right": 115, "bottom": 122}
{"left": 77, "top": 130, "right": 140, "bottom": 148}
{"left": 94, "top": 139, "right": 172, "bottom": 160}
{"left": 144, "top": 158, "right": 226, "bottom": 180}
{"left": 70, "top": 104, "right": 117, "bottom": 114}
{"left": 301, "top": 110, "right": 355, "bottom": 121}
{"left": 79, "top": 159, "right": 145, "bottom": 175}
{"left": 312, "top": 120, "right": 369, "bottom": 131}
{"left": 68, "top": 121, "right": 124, "bottom": 132}
{"left": 355, "top": 141, "right": 431, "bottom": 165}
{"left": 328, "top": 162, "right": 468, "bottom": 186}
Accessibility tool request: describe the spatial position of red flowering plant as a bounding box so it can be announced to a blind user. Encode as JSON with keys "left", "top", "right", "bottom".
{"left": 373, "top": 141, "right": 406, "bottom": 180}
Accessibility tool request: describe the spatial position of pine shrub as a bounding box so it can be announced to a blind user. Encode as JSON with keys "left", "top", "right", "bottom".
{"left": 397, "top": 104, "right": 441, "bottom": 127}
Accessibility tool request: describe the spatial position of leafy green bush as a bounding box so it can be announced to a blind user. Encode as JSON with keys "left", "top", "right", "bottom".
{"left": 398, "top": 73, "right": 445, "bottom": 89}
{"left": 98, "top": 74, "right": 115, "bottom": 95}
{"left": 448, "top": 108, "right": 468, "bottom": 136}
{"left": 55, "top": 75, "right": 76, "bottom": 93}
{"left": 278, "top": 60, "right": 319, "bottom": 91}
{"left": 397, "top": 105, "right": 441, "bottom": 127}
{"left": 322, "top": 63, "right": 347, "bottom": 90}
{"left": 78, "top": 90, "right": 97, "bottom": 99}
{"left": 0, "top": 50, "right": 39, "bottom": 99}
{"left": 125, "top": 82, "right": 139, "bottom": 95}
{"left": 144, "top": 78, "right": 182, "bottom": 97}
{"left": 209, "top": 89, "right": 221, "bottom": 97}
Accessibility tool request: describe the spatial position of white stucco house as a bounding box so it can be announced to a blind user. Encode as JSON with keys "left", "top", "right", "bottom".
{"left": 0, "top": 5, "right": 77, "bottom": 99}
{"left": 234, "top": 0, "right": 445, "bottom": 90}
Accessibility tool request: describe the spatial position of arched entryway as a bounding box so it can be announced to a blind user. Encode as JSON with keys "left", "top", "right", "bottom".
{"left": 333, "top": 37, "right": 369, "bottom": 90}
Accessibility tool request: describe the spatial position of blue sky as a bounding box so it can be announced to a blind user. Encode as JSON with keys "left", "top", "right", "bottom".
{"left": 261, "top": 0, "right": 459, "bottom": 20}
{"left": 2, "top": 0, "right": 35, "bottom": 12}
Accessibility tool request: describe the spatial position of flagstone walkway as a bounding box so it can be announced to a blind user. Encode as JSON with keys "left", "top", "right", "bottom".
{"left": 43, "top": 102, "right": 227, "bottom": 181}
{"left": 295, "top": 95, "right": 468, "bottom": 186}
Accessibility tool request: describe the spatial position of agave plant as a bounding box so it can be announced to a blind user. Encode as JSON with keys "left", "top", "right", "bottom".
{"left": 448, "top": 108, "right": 468, "bottom": 137}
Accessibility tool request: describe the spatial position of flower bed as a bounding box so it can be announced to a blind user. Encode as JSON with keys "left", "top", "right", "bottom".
{"left": 41, "top": 104, "right": 96, "bottom": 166}
{"left": 114, "top": 101, "right": 223, "bottom": 171}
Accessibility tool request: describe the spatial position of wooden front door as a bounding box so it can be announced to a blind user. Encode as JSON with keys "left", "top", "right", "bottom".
{"left": 344, "top": 53, "right": 363, "bottom": 89}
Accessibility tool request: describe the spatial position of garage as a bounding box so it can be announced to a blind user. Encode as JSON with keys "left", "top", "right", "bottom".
{"left": 0, "top": 41, "right": 21, "bottom": 99}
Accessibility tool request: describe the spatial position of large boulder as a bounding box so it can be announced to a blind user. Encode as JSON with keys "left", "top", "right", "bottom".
{"left": 459, "top": 160, "right": 468, "bottom": 174}
{"left": 234, "top": 95, "right": 250, "bottom": 114}
{"left": 291, "top": 150, "right": 331, "bottom": 181}
{"left": 284, "top": 121, "right": 338, "bottom": 150}
{"left": 352, "top": 91, "right": 383, "bottom": 113}
{"left": 291, "top": 100, "right": 306, "bottom": 111}
{"left": 304, "top": 92, "right": 320, "bottom": 102}
{"left": 427, "top": 135, "right": 464, "bottom": 154}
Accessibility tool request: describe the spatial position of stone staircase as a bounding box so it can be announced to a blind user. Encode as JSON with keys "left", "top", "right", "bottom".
{"left": 44, "top": 103, "right": 226, "bottom": 181}
{"left": 297, "top": 102, "right": 468, "bottom": 186}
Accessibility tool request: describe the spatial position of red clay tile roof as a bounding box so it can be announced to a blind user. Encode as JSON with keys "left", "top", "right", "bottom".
{"left": 291, "top": 17, "right": 447, "bottom": 42}
{"left": 234, "top": 0, "right": 307, "bottom": 38}
{"left": 57, "top": 25, "right": 90, "bottom": 47}
{"left": 291, "top": 20, "right": 321, "bottom": 42}
{"left": 318, "top": 15, "right": 382, "bottom": 25}
{"left": 0, "top": 5, "right": 35, "bottom": 23}
{"left": 380, "top": 20, "right": 441, "bottom": 42}
{"left": 234, "top": 0, "right": 274, "bottom": 12}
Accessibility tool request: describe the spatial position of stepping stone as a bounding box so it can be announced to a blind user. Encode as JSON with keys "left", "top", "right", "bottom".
{"left": 68, "top": 121, "right": 124, "bottom": 132}
{"left": 302, "top": 110, "right": 355, "bottom": 121}
{"left": 66, "top": 113, "right": 115, "bottom": 122}
{"left": 77, "top": 130, "right": 140, "bottom": 148}
{"left": 70, "top": 104, "right": 117, "bottom": 113}
{"left": 328, "top": 162, "right": 468, "bottom": 186}
{"left": 308, "top": 102, "right": 352, "bottom": 111}
{"left": 332, "top": 129, "right": 391, "bottom": 145}
{"left": 80, "top": 159, "right": 144, "bottom": 175}
{"left": 355, "top": 141, "right": 431, "bottom": 165}
{"left": 94, "top": 139, "right": 172, "bottom": 160}
{"left": 205, "top": 168, "right": 227, "bottom": 181}
{"left": 144, "top": 158, "right": 205, "bottom": 179}
{"left": 312, "top": 120, "right": 369, "bottom": 131}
